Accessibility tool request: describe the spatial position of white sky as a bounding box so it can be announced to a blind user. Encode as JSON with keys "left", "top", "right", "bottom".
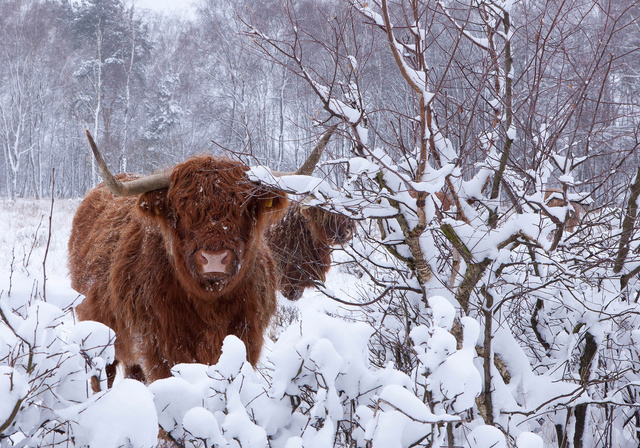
{"left": 133, "top": 0, "right": 196, "bottom": 16}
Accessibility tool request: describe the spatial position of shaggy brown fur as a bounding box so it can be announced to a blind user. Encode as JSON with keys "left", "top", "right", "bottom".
{"left": 544, "top": 188, "right": 586, "bottom": 233}
{"left": 69, "top": 157, "right": 288, "bottom": 384}
{"left": 267, "top": 203, "right": 354, "bottom": 301}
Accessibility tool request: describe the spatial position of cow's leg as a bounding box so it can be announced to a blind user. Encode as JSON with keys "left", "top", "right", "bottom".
{"left": 89, "top": 376, "right": 100, "bottom": 393}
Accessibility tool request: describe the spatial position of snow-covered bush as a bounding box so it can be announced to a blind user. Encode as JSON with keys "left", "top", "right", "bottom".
{"left": 0, "top": 270, "right": 143, "bottom": 446}
{"left": 242, "top": 0, "right": 640, "bottom": 446}
{"left": 149, "top": 309, "right": 463, "bottom": 448}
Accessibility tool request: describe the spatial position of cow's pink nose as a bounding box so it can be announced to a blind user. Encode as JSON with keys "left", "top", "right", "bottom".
{"left": 197, "top": 250, "right": 235, "bottom": 274}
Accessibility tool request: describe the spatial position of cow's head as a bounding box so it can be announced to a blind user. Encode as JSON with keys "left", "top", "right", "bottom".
{"left": 300, "top": 205, "right": 354, "bottom": 246}
{"left": 137, "top": 157, "right": 288, "bottom": 298}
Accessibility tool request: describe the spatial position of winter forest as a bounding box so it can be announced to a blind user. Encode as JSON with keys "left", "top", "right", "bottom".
{"left": 2, "top": 0, "right": 640, "bottom": 446}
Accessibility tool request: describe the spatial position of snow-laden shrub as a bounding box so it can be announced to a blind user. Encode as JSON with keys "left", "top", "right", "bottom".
{"left": 150, "top": 307, "right": 465, "bottom": 448}
{"left": 413, "top": 297, "right": 482, "bottom": 415}
{"left": 58, "top": 379, "right": 158, "bottom": 448}
{"left": 468, "top": 425, "right": 507, "bottom": 448}
{"left": 0, "top": 271, "right": 158, "bottom": 447}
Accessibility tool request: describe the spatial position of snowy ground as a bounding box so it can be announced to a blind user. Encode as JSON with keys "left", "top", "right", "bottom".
{"left": 0, "top": 199, "right": 81, "bottom": 309}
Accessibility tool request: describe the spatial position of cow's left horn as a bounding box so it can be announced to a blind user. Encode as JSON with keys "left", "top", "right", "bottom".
{"left": 85, "top": 129, "right": 170, "bottom": 196}
{"left": 271, "top": 124, "right": 339, "bottom": 177}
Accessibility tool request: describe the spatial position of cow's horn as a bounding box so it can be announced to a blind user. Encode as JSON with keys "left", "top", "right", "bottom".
{"left": 271, "top": 124, "right": 339, "bottom": 177}
{"left": 85, "top": 129, "right": 170, "bottom": 196}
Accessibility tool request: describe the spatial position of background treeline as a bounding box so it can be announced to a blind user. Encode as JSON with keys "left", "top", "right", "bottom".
{"left": 5, "top": 0, "right": 637, "bottom": 203}
{"left": 0, "top": 0, "right": 343, "bottom": 199}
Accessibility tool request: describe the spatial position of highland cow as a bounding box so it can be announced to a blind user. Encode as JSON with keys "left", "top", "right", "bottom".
{"left": 267, "top": 202, "right": 354, "bottom": 301}
{"left": 69, "top": 129, "right": 333, "bottom": 385}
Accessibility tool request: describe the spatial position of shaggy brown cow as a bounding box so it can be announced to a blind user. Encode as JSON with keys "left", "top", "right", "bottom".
{"left": 267, "top": 202, "right": 354, "bottom": 301}
{"left": 69, "top": 129, "right": 334, "bottom": 385}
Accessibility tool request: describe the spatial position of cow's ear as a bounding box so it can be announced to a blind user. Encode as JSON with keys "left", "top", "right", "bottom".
{"left": 137, "top": 189, "right": 172, "bottom": 222}
{"left": 255, "top": 187, "right": 288, "bottom": 225}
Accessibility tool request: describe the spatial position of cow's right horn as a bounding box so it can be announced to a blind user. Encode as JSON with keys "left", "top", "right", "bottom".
{"left": 85, "top": 129, "right": 170, "bottom": 196}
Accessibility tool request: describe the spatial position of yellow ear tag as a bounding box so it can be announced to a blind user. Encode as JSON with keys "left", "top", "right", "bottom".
{"left": 265, "top": 198, "right": 273, "bottom": 208}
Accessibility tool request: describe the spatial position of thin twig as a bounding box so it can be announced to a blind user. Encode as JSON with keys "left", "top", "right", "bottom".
{"left": 42, "top": 169, "right": 55, "bottom": 302}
